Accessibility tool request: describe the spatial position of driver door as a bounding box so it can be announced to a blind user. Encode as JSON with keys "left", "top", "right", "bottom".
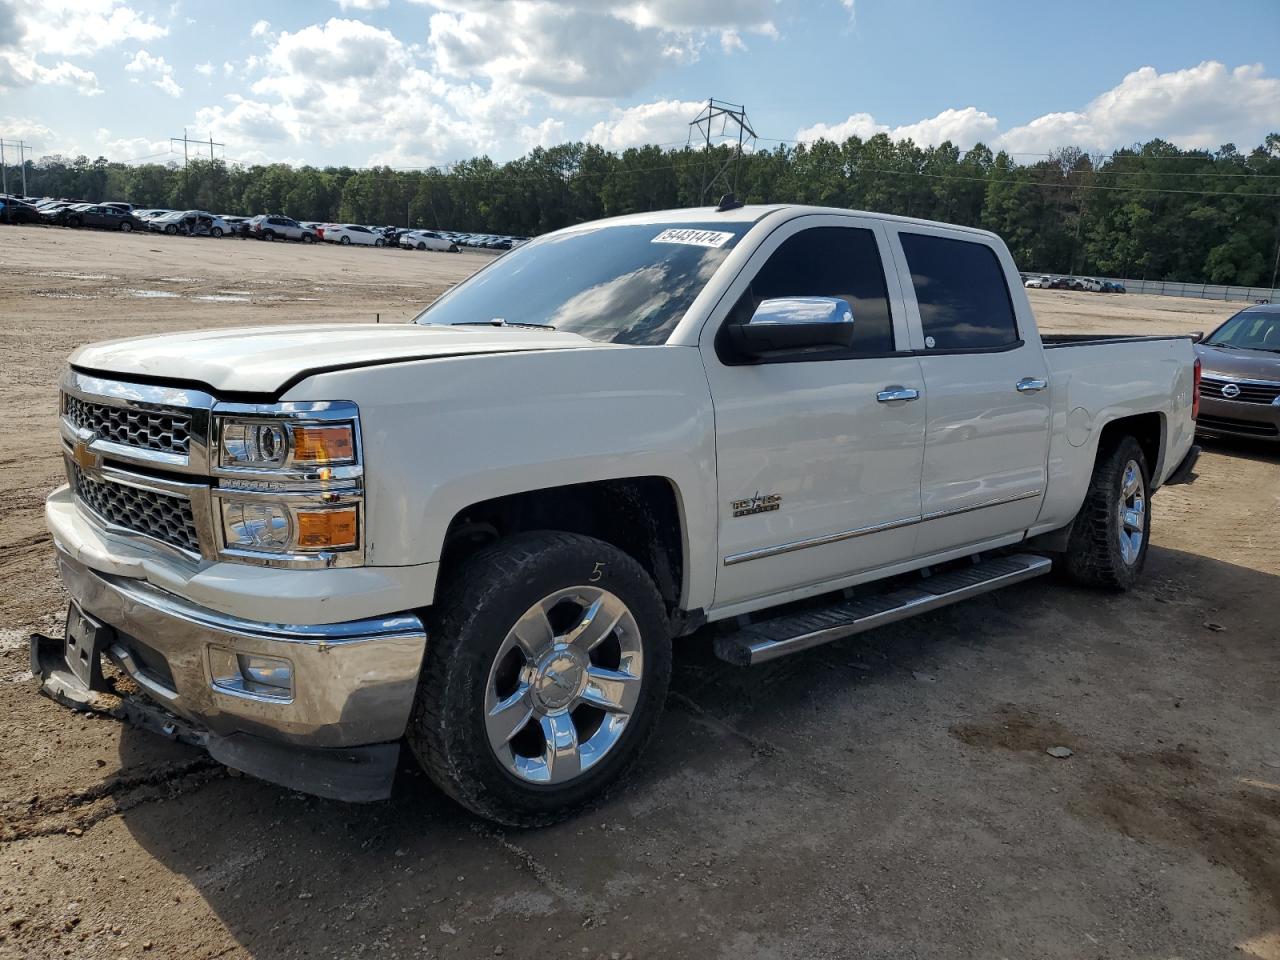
{"left": 701, "top": 216, "right": 927, "bottom": 611}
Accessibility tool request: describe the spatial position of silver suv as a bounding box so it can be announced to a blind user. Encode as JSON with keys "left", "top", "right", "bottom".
{"left": 250, "top": 214, "right": 317, "bottom": 243}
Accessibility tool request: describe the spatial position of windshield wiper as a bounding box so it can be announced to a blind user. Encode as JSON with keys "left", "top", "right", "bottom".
{"left": 1204, "top": 342, "right": 1280, "bottom": 353}
{"left": 452, "top": 319, "right": 557, "bottom": 331}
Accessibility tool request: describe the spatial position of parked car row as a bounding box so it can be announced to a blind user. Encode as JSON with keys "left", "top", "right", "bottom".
{"left": 1022, "top": 273, "right": 1127, "bottom": 293}
{"left": 2, "top": 195, "right": 531, "bottom": 252}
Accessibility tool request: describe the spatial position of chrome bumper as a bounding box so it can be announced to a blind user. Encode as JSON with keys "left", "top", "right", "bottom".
{"left": 34, "top": 546, "right": 427, "bottom": 799}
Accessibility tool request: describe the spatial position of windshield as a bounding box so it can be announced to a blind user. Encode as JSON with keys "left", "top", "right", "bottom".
{"left": 413, "top": 221, "right": 750, "bottom": 345}
{"left": 1204, "top": 309, "right": 1280, "bottom": 351}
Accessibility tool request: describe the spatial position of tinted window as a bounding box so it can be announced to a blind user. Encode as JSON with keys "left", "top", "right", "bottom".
{"left": 415, "top": 221, "right": 749, "bottom": 346}
{"left": 899, "top": 233, "right": 1018, "bottom": 350}
{"left": 724, "top": 226, "right": 894, "bottom": 355}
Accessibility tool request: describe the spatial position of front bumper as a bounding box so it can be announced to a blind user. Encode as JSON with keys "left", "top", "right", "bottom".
{"left": 1196, "top": 396, "right": 1280, "bottom": 442}
{"left": 34, "top": 545, "right": 427, "bottom": 800}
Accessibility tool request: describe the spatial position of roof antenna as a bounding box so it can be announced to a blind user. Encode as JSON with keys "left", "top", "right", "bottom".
{"left": 717, "top": 193, "right": 744, "bottom": 212}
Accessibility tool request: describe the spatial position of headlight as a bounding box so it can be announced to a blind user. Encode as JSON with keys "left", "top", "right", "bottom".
{"left": 211, "top": 402, "right": 364, "bottom": 567}
{"left": 220, "top": 499, "right": 359, "bottom": 555}
{"left": 218, "top": 418, "right": 356, "bottom": 469}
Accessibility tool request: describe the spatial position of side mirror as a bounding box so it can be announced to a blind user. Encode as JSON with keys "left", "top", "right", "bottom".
{"left": 1189, "top": 331, "right": 1204, "bottom": 343}
{"left": 725, "top": 297, "right": 856, "bottom": 359}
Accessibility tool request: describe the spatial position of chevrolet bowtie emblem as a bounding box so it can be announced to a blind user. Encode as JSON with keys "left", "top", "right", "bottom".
{"left": 71, "top": 439, "right": 102, "bottom": 472}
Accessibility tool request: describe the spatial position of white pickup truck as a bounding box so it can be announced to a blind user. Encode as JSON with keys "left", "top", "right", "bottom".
{"left": 35, "top": 204, "right": 1202, "bottom": 825}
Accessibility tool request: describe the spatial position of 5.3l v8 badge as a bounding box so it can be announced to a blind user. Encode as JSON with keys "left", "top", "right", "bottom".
{"left": 731, "top": 492, "right": 782, "bottom": 518}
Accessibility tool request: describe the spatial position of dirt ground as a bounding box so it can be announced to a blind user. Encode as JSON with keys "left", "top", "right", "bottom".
{"left": 1, "top": 226, "right": 1277, "bottom": 960}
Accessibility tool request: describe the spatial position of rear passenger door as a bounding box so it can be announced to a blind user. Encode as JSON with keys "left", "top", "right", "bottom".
{"left": 703, "top": 216, "right": 926, "bottom": 610}
{"left": 885, "top": 226, "right": 1051, "bottom": 556}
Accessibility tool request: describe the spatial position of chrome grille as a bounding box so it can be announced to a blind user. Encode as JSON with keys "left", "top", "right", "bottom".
{"left": 1200, "top": 375, "right": 1280, "bottom": 405}
{"left": 64, "top": 394, "right": 191, "bottom": 455}
{"left": 70, "top": 463, "right": 201, "bottom": 554}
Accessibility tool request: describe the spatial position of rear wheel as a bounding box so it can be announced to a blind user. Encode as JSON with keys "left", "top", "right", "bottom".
{"left": 211, "top": 227, "right": 223, "bottom": 238}
{"left": 301, "top": 233, "right": 313, "bottom": 243}
{"left": 120, "top": 221, "right": 132, "bottom": 232}
{"left": 339, "top": 235, "right": 351, "bottom": 245}
{"left": 416, "top": 242, "right": 426, "bottom": 251}
{"left": 1062, "top": 435, "right": 1151, "bottom": 590}
{"left": 408, "top": 531, "right": 672, "bottom": 826}
{"left": 449, "top": 244, "right": 460, "bottom": 253}
{"left": 164, "top": 224, "right": 177, "bottom": 235}
{"left": 375, "top": 238, "right": 385, "bottom": 247}
{"left": 264, "top": 230, "right": 276, "bottom": 241}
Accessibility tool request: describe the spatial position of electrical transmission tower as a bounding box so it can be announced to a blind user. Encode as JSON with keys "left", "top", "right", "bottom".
{"left": 170, "top": 128, "right": 225, "bottom": 165}
{"left": 688, "top": 98, "right": 757, "bottom": 204}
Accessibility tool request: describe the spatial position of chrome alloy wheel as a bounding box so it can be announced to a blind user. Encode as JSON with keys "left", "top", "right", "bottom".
{"left": 484, "top": 587, "right": 643, "bottom": 785}
{"left": 1118, "top": 458, "right": 1146, "bottom": 565}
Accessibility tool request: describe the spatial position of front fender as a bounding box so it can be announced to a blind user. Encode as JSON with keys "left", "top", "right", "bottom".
{"left": 289, "top": 345, "right": 720, "bottom": 611}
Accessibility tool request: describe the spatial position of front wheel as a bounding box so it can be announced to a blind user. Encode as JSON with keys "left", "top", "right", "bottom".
{"left": 164, "top": 224, "right": 177, "bottom": 235}
{"left": 120, "top": 221, "right": 132, "bottom": 232}
{"left": 416, "top": 242, "right": 426, "bottom": 251}
{"left": 1062, "top": 435, "right": 1151, "bottom": 590}
{"left": 211, "top": 227, "right": 223, "bottom": 238}
{"left": 339, "top": 235, "right": 351, "bottom": 245}
{"left": 375, "top": 238, "right": 385, "bottom": 247}
{"left": 408, "top": 531, "right": 672, "bottom": 826}
{"left": 301, "top": 233, "right": 313, "bottom": 243}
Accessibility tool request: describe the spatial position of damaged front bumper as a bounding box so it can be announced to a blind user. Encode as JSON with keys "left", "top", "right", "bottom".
{"left": 33, "top": 546, "right": 427, "bottom": 802}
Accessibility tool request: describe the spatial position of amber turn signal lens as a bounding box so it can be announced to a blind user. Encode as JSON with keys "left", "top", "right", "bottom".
{"left": 295, "top": 508, "right": 358, "bottom": 548}
{"left": 291, "top": 424, "right": 355, "bottom": 464}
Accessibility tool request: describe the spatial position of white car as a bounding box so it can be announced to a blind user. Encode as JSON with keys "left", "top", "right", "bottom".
{"left": 324, "top": 223, "right": 386, "bottom": 246}
{"left": 37, "top": 204, "right": 1201, "bottom": 824}
{"left": 1024, "top": 276, "right": 1052, "bottom": 289}
{"left": 1079, "top": 277, "right": 1103, "bottom": 292}
{"left": 399, "top": 230, "right": 459, "bottom": 252}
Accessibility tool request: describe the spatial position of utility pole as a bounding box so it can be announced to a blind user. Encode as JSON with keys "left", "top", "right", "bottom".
{"left": 170, "top": 129, "right": 224, "bottom": 166}
{"left": 1, "top": 139, "right": 7, "bottom": 197}
{"left": 688, "top": 98, "right": 757, "bottom": 205}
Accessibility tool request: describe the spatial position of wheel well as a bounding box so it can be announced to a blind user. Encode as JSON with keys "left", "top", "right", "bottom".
{"left": 439, "top": 478, "right": 686, "bottom": 613}
{"left": 1097, "top": 412, "right": 1163, "bottom": 482}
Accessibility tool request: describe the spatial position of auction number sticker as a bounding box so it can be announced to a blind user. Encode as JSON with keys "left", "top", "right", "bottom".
{"left": 651, "top": 228, "right": 735, "bottom": 248}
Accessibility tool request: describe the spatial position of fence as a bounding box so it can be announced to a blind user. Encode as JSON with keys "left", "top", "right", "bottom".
{"left": 1029, "top": 274, "right": 1277, "bottom": 304}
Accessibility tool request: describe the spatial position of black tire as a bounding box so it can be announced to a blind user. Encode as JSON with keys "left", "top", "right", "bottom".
{"left": 408, "top": 531, "right": 672, "bottom": 826}
{"left": 449, "top": 244, "right": 459, "bottom": 253}
{"left": 375, "top": 238, "right": 385, "bottom": 247}
{"left": 416, "top": 242, "right": 426, "bottom": 251}
{"left": 1062, "top": 435, "right": 1151, "bottom": 590}
{"left": 339, "top": 235, "right": 351, "bottom": 245}
{"left": 211, "top": 227, "right": 223, "bottom": 238}
{"left": 164, "top": 224, "right": 177, "bottom": 235}
{"left": 301, "top": 233, "right": 313, "bottom": 243}
{"left": 265, "top": 230, "right": 276, "bottom": 241}
{"left": 120, "top": 221, "right": 132, "bottom": 232}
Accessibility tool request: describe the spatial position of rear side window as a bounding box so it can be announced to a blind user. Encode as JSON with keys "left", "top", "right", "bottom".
{"left": 899, "top": 233, "right": 1019, "bottom": 350}
{"left": 726, "top": 226, "right": 895, "bottom": 355}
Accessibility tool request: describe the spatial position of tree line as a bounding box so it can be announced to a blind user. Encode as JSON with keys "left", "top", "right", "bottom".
{"left": 14, "top": 132, "right": 1280, "bottom": 285}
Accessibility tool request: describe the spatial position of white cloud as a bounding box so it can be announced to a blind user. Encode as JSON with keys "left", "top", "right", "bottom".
{"left": 585, "top": 99, "right": 707, "bottom": 150}
{"left": 250, "top": 19, "right": 272, "bottom": 37}
{"left": 335, "top": 0, "right": 388, "bottom": 8}
{"left": 124, "top": 49, "right": 183, "bottom": 98}
{"left": 796, "top": 61, "right": 1280, "bottom": 155}
{"left": 998, "top": 61, "right": 1280, "bottom": 153}
{"left": 0, "top": 0, "right": 163, "bottom": 95}
{"left": 194, "top": 61, "right": 214, "bottom": 76}
{"left": 16, "top": 0, "right": 166, "bottom": 57}
{"left": 893, "top": 107, "right": 999, "bottom": 148}
{"left": 425, "top": 0, "right": 776, "bottom": 98}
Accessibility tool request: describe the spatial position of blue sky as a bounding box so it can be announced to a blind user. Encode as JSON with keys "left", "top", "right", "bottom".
{"left": 3, "top": 0, "right": 1279, "bottom": 168}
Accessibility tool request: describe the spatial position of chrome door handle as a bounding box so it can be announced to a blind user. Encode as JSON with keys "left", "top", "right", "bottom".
{"left": 877, "top": 386, "right": 920, "bottom": 402}
{"left": 1016, "top": 378, "right": 1048, "bottom": 393}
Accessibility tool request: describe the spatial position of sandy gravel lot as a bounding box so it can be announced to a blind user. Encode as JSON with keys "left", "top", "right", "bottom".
{"left": 0, "top": 226, "right": 1277, "bottom": 960}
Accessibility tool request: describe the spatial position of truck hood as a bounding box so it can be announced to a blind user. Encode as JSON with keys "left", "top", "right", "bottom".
{"left": 1195, "top": 343, "right": 1280, "bottom": 382}
{"left": 70, "top": 323, "right": 598, "bottom": 395}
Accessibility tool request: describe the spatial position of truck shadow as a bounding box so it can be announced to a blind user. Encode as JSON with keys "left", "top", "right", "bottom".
{"left": 112, "top": 543, "right": 1280, "bottom": 958}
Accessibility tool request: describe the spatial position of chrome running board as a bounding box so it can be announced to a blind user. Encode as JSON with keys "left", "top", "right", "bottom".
{"left": 713, "top": 553, "right": 1052, "bottom": 666}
